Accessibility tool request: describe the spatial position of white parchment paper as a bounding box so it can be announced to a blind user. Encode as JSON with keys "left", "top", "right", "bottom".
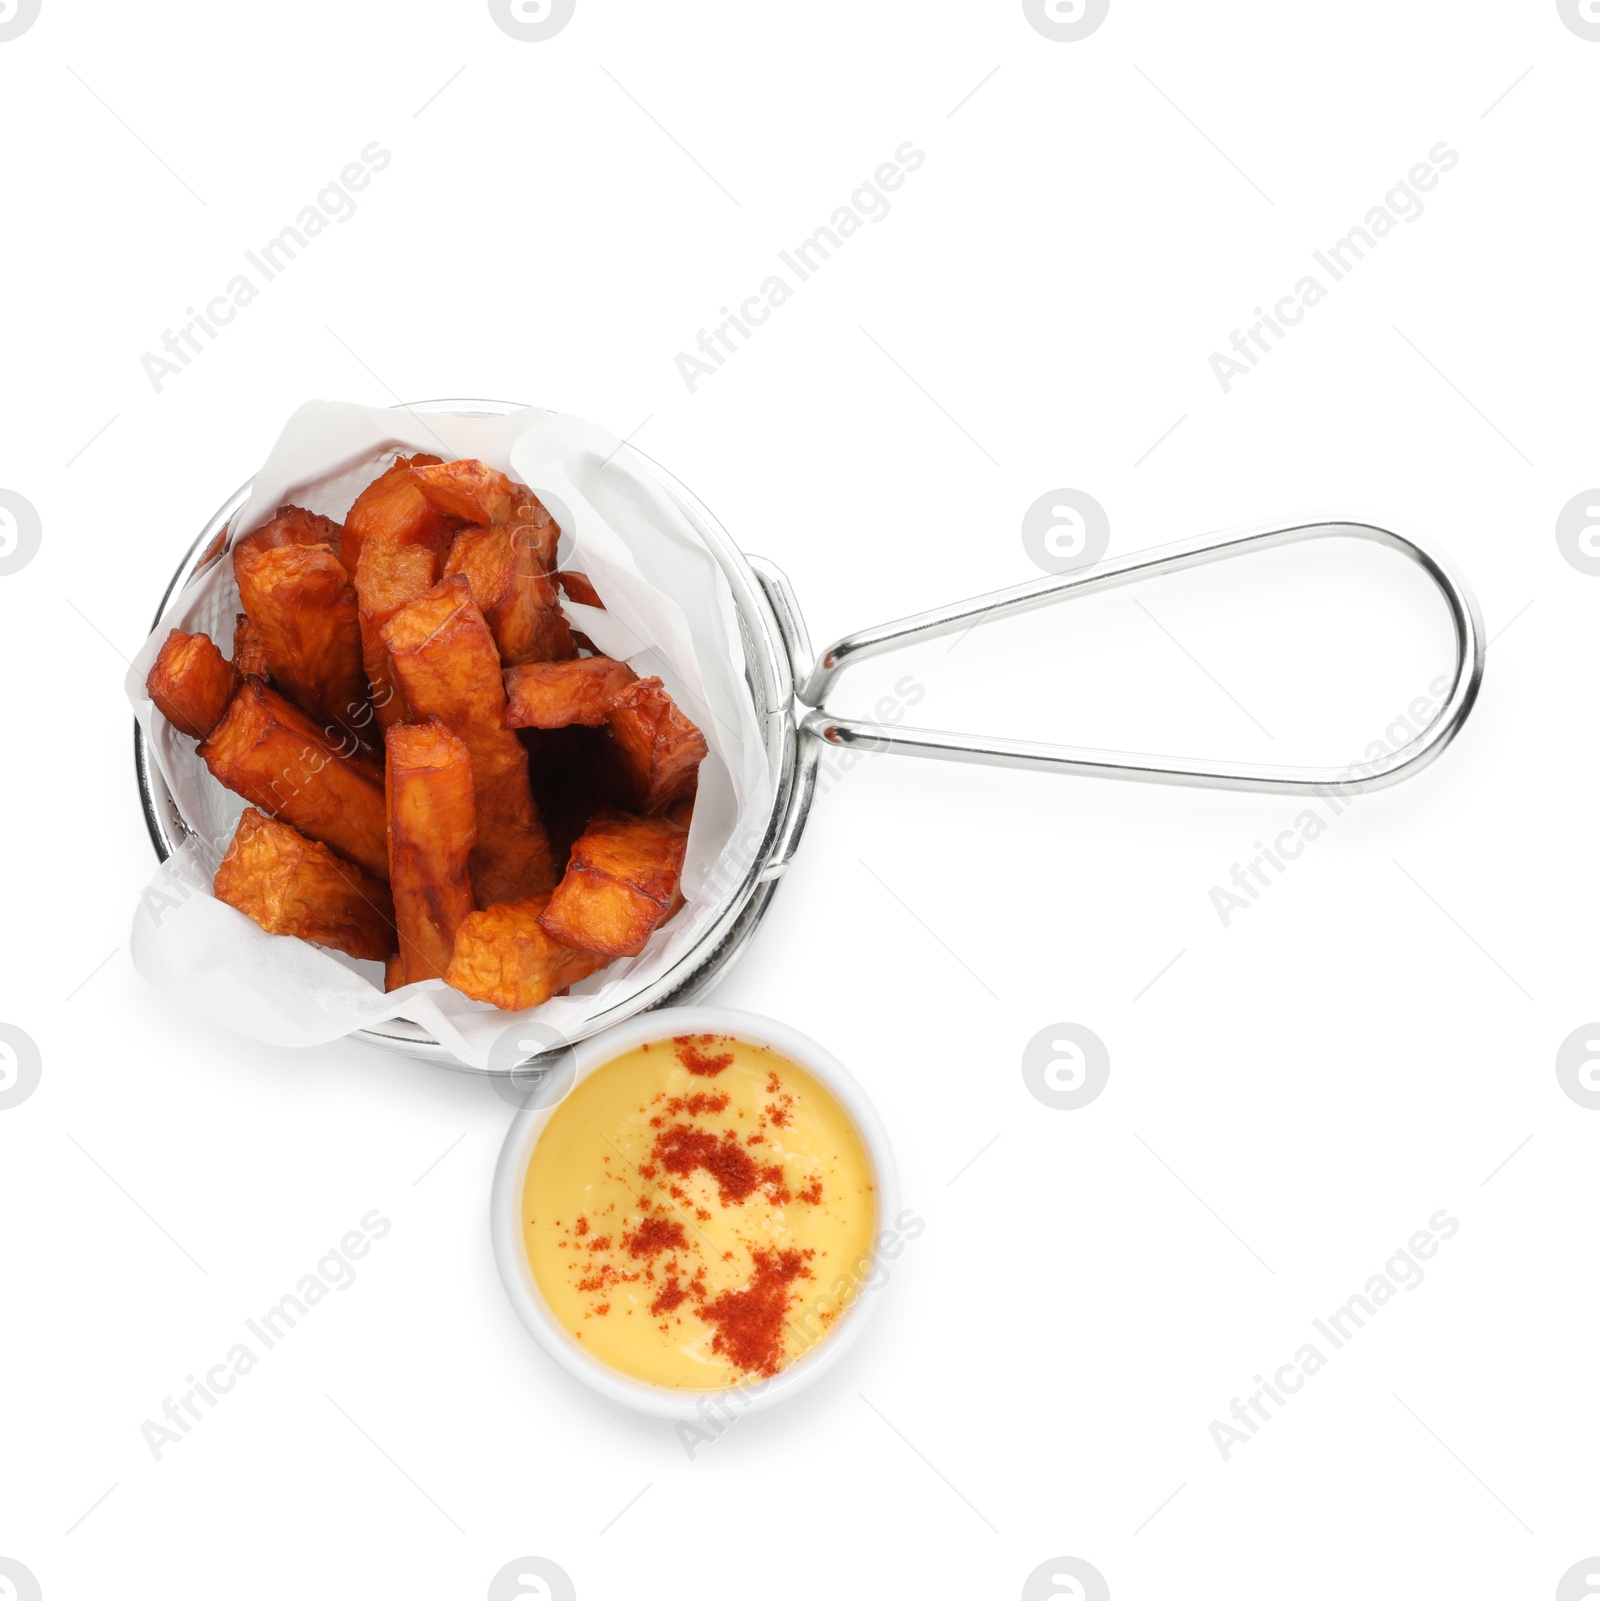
{"left": 125, "top": 401, "right": 770, "bottom": 1069}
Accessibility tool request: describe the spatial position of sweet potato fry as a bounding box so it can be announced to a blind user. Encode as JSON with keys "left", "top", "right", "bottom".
{"left": 198, "top": 679, "right": 389, "bottom": 880}
{"left": 382, "top": 575, "right": 557, "bottom": 904}
{"left": 234, "top": 541, "right": 371, "bottom": 747}
{"left": 232, "top": 612, "right": 273, "bottom": 680}
{"left": 340, "top": 453, "right": 452, "bottom": 579}
{"left": 232, "top": 504, "right": 344, "bottom": 569}
{"left": 510, "top": 486, "right": 562, "bottom": 573}
{"left": 503, "top": 657, "right": 637, "bottom": 729}
{"left": 557, "top": 570, "right": 604, "bottom": 609}
{"left": 146, "top": 629, "right": 239, "bottom": 740}
{"left": 214, "top": 807, "right": 394, "bottom": 960}
{"left": 386, "top": 719, "right": 477, "bottom": 985}
{"left": 384, "top": 952, "right": 406, "bottom": 992}
{"left": 538, "top": 810, "right": 687, "bottom": 957}
{"left": 444, "top": 523, "right": 574, "bottom": 666}
{"left": 410, "top": 458, "right": 516, "bottom": 527}
{"left": 601, "top": 677, "right": 708, "bottom": 812}
{"left": 196, "top": 526, "right": 229, "bottom": 575}
{"left": 445, "top": 894, "right": 609, "bottom": 1012}
{"left": 355, "top": 536, "right": 442, "bottom": 730}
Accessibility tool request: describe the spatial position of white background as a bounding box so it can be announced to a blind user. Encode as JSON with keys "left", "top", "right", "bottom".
{"left": 1, "top": 3, "right": 1596, "bottom": 1598}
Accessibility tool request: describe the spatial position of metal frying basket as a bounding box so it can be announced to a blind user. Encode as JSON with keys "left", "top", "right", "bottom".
{"left": 135, "top": 400, "right": 1484, "bottom": 1069}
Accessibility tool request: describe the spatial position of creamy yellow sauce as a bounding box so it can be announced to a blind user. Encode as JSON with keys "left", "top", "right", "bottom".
{"left": 522, "top": 1035, "right": 876, "bottom": 1390}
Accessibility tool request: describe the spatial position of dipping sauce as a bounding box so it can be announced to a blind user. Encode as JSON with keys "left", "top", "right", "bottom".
{"left": 522, "top": 1034, "right": 876, "bottom": 1390}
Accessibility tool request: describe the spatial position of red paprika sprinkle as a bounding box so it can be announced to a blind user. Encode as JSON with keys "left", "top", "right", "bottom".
{"left": 651, "top": 1276, "right": 689, "bottom": 1315}
{"left": 652, "top": 1124, "right": 786, "bottom": 1205}
{"left": 696, "top": 1247, "right": 812, "bottom": 1376}
{"left": 666, "top": 1091, "right": 730, "bottom": 1116}
{"left": 623, "top": 1215, "right": 688, "bottom": 1259}
{"left": 675, "top": 1034, "right": 734, "bottom": 1076}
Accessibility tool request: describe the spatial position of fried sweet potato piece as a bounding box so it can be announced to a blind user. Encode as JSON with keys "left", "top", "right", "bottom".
{"left": 557, "top": 570, "right": 604, "bottom": 609}
{"left": 198, "top": 679, "right": 389, "bottom": 880}
{"left": 410, "top": 458, "right": 516, "bottom": 527}
{"left": 507, "top": 485, "right": 562, "bottom": 571}
{"left": 196, "top": 525, "right": 229, "bottom": 575}
{"left": 341, "top": 453, "right": 452, "bottom": 579}
{"left": 445, "top": 894, "right": 609, "bottom": 1012}
{"left": 538, "top": 810, "right": 687, "bottom": 957}
{"left": 234, "top": 542, "right": 371, "bottom": 746}
{"left": 444, "top": 523, "right": 575, "bottom": 666}
{"left": 503, "top": 657, "right": 637, "bottom": 729}
{"left": 232, "top": 504, "right": 344, "bottom": 569}
{"left": 232, "top": 612, "right": 273, "bottom": 681}
{"left": 382, "top": 575, "right": 557, "bottom": 904}
{"left": 384, "top": 952, "right": 406, "bottom": 992}
{"left": 386, "top": 719, "right": 477, "bottom": 985}
{"left": 601, "top": 677, "right": 708, "bottom": 813}
{"left": 355, "top": 536, "right": 442, "bottom": 730}
{"left": 147, "top": 629, "right": 239, "bottom": 740}
{"left": 214, "top": 808, "right": 394, "bottom": 960}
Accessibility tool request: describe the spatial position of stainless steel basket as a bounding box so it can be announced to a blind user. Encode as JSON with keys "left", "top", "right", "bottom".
{"left": 136, "top": 399, "right": 1485, "bottom": 1068}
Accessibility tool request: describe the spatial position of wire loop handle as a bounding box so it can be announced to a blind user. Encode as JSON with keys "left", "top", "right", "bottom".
{"left": 798, "top": 517, "right": 1483, "bottom": 796}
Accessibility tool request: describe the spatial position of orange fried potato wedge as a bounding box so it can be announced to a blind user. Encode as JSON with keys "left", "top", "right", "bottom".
{"left": 445, "top": 894, "right": 609, "bottom": 1012}
{"left": 382, "top": 575, "right": 557, "bottom": 904}
{"left": 232, "top": 612, "right": 273, "bottom": 681}
{"left": 386, "top": 718, "right": 477, "bottom": 985}
{"left": 503, "top": 656, "right": 637, "bottom": 729}
{"left": 410, "top": 458, "right": 516, "bottom": 527}
{"left": 341, "top": 453, "right": 453, "bottom": 579}
{"left": 214, "top": 807, "right": 395, "bottom": 960}
{"left": 601, "top": 677, "right": 708, "bottom": 813}
{"left": 198, "top": 679, "right": 389, "bottom": 880}
{"left": 232, "top": 503, "right": 345, "bottom": 570}
{"left": 509, "top": 487, "right": 562, "bottom": 574}
{"left": 444, "top": 523, "right": 575, "bottom": 666}
{"left": 384, "top": 952, "right": 406, "bottom": 992}
{"left": 538, "top": 809, "right": 688, "bottom": 958}
{"left": 234, "top": 541, "right": 372, "bottom": 748}
{"left": 557, "top": 570, "right": 604, "bottom": 609}
{"left": 147, "top": 629, "right": 239, "bottom": 740}
{"left": 196, "top": 526, "right": 229, "bottom": 574}
{"left": 355, "top": 536, "right": 442, "bottom": 730}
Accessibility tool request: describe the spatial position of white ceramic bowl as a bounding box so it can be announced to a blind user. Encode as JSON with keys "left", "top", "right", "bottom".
{"left": 490, "top": 1005, "right": 898, "bottom": 1420}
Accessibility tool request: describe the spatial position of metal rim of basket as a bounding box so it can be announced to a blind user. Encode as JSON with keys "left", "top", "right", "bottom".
{"left": 134, "top": 399, "right": 816, "bottom": 1072}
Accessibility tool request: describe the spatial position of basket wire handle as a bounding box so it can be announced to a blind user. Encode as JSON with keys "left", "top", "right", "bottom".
{"left": 797, "top": 517, "right": 1484, "bottom": 797}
